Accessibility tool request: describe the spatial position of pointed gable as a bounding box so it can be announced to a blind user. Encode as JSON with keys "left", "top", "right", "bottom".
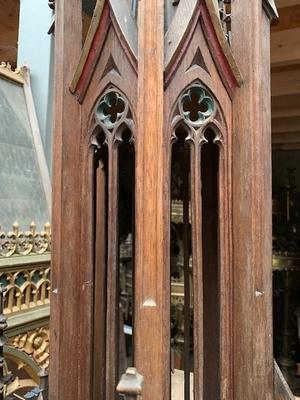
{"left": 165, "top": 0, "right": 242, "bottom": 97}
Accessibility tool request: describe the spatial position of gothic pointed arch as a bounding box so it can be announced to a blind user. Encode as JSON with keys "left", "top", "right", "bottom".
{"left": 70, "top": 0, "right": 137, "bottom": 102}
{"left": 165, "top": 0, "right": 242, "bottom": 96}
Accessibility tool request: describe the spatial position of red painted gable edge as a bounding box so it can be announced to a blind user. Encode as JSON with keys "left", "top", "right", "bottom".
{"left": 164, "top": 1, "right": 241, "bottom": 99}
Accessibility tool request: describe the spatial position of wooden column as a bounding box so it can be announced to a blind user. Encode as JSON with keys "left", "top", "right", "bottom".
{"left": 105, "top": 144, "right": 119, "bottom": 400}
{"left": 231, "top": 3, "right": 273, "bottom": 399}
{"left": 49, "top": 1, "right": 84, "bottom": 399}
{"left": 135, "top": 0, "right": 168, "bottom": 399}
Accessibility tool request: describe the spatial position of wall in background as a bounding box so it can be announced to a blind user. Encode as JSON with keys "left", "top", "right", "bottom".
{"left": 17, "top": 0, "right": 54, "bottom": 170}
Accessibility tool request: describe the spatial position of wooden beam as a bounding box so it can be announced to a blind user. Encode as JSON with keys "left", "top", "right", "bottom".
{"left": 49, "top": 1, "right": 83, "bottom": 400}
{"left": 271, "top": 68, "right": 300, "bottom": 96}
{"left": 275, "top": 0, "right": 300, "bottom": 9}
{"left": 135, "top": 1, "right": 167, "bottom": 400}
{"left": 272, "top": 63, "right": 300, "bottom": 73}
{"left": 272, "top": 130, "right": 300, "bottom": 144}
{"left": 271, "top": 5, "right": 300, "bottom": 32}
{"left": 271, "top": 28, "right": 300, "bottom": 66}
{"left": 231, "top": 1, "right": 273, "bottom": 399}
{"left": 272, "top": 93, "right": 300, "bottom": 118}
{"left": 272, "top": 106, "right": 300, "bottom": 119}
{"left": 272, "top": 116, "right": 300, "bottom": 133}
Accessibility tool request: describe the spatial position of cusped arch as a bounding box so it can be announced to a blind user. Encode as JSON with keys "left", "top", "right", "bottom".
{"left": 170, "top": 80, "right": 227, "bottom": 145}
{"left": 88, "top": 85, "right": 136, "bottom": 145}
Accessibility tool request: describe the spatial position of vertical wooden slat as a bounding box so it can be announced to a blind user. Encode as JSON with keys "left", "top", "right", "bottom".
{"left": 93, "top": 159, "right": 107, "bottom": 400}
{"left": 106, "top": 144, "right": 119, "bottom": 400}
{"left": 190, "top": 143, "right": 203, "bottom": 400}
{"left": 49, "top": 1, "right": 83, "bottom": 399}
{"left": 135, "top": 0, "right": 167, "bottom": 399}
{"left": 231, "top": 3, "right": 273, "bottom": 399}
{"left": 183, "top": 147, "right": 191, "bottom": 400}
{"left": 219, "top": 144, "right": 233, "bottom": 400}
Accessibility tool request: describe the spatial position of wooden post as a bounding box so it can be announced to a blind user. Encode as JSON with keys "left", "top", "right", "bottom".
{"left": 231, "top": 2, "right": 273, "bottom": 399}
{"left": 49, "top": 1, "right": 84, "bottom": 399}
{"left": 135, "top": 1, "right": 168, "bottom": 400}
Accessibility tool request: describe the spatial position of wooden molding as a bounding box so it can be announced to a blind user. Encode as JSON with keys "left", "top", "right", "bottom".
{"left": 70, "top": 0, "right": 107, "bottom": 94}
{"left": 164, "top": 0, "right": 242, "bottom": 97}
{"left": 70, "top": 0, "right": 137, "bottom": 100}
{"left": 200, "top": 1, "right": 242, "bottom": 95}
{"left": 203, "top": 0, "right": 242, "bottom": 85}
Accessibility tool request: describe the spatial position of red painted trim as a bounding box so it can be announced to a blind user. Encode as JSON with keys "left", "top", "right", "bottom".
{"left": 75, "top": 2, "right": 111, "bottom": 103}
{"left": 200, "top": 2, "right": 238, "bottom": 97}
{"left": 165, "top": 2, "right": 239, "bottom": 98}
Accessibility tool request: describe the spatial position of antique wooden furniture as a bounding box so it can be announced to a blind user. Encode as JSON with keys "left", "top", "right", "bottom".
{"left": 50, "top": 1, "right": 281, "bottom": 399}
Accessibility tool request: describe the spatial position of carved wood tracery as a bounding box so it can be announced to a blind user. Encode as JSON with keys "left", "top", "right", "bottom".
{"left": 169, "top": 79, "right": 229, "bottom": 399}
{"left": 88, "top": 87, "right": 135, "bottom": 400}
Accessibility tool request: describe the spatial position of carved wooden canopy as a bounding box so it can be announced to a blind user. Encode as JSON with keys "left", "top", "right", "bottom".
{"left": 70, "top": 0, "right": 244, "bottom": 102}
{"left": 50, "top": 0, "right": 281, "bottom": 399}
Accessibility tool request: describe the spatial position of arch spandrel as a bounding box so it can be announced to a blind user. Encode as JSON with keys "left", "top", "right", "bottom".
{"left": 71, "top": 0, "right": 242, "bottom": 102}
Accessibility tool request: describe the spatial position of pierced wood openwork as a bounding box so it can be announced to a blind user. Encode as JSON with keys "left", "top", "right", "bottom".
{"left": 51, "top": 1, "right": 277, "bottom": 400}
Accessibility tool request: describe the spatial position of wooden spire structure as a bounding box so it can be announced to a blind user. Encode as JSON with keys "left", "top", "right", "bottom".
{"left": 50, "top": 1, "right": 284, "bottom": 399}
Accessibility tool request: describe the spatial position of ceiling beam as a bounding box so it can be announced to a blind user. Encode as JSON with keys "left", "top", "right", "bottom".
{"left": 272, "top": 131, "right": 300, "bottom": 149}
{"left": 271, "top": 5, "right": 300, "bottom": 32}
{"left": 272, "top": 93, "right": 300, "bottom": 118}
{"left": 0, "top": 0, "right": 19, "bottom": 35}
{"left": 271, "top": 28, "right": 300, "bottom": 66}
{"left": 272, "top": 106, "right": 300, "bottom": 119}
{"left": 275, "top": 0, "right": 300, "bottom": 9}
{"left": 272, "top": 116, "right": 300, "bottom": 133}
{"left": 272, "top": 68, "right": 300, "bottom": 96}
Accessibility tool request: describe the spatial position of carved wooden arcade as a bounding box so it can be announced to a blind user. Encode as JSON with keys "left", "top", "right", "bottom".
{"left": 50, "top": 1, "right": 278, "bottom": 399}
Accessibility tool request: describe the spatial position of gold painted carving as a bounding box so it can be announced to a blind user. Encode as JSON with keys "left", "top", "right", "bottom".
{"left": 1, "top": 265, "right": 50, "bottom": 315}
{"left": 0, "top": 62, "right": 24, "bottom": 85}
{"left": 0, "top": 222, "right": 51, "bottom": 258}
{"left": 9, "top": 327, "right": 50, "bottom": 370}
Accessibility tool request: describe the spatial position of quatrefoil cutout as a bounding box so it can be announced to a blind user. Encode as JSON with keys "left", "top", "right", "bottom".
{"left": 97, "top": 91, "right": 126, "bottom": 130}
{"left": 181, "top": 85, "right": 215, "bottom": 127}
